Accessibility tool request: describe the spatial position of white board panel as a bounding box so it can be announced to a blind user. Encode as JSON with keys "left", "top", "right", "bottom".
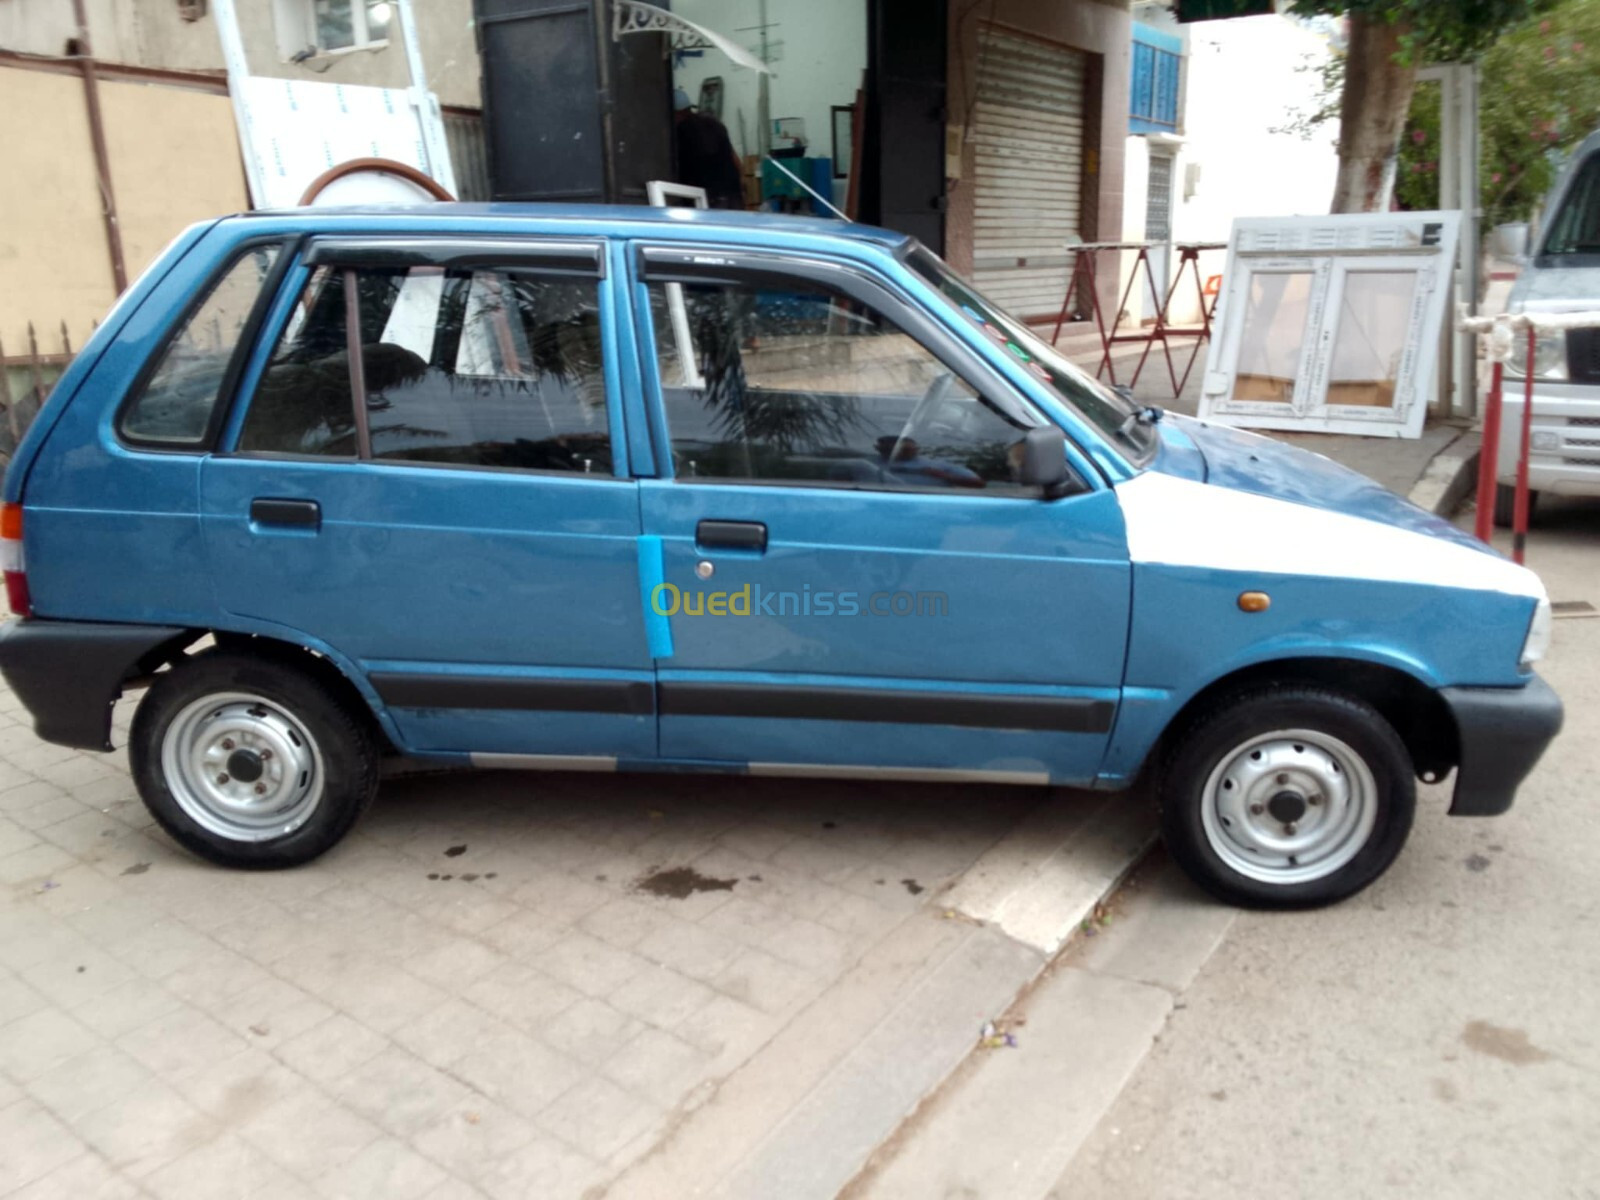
{"left": 234, "top": 76, "right": 456, "bottom": 209}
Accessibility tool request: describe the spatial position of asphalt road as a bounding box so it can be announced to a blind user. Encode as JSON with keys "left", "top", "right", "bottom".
{"left": 1048, "top": 496, "right": 1600, "bottom": 1200}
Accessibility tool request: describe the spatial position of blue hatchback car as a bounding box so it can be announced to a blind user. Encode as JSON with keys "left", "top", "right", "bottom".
{"left": 0, "top": 206, "right": 1563, "bottom": 907}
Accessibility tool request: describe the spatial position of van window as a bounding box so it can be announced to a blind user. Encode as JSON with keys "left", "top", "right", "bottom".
{"left": 119, "top": 243, "right": 283, "bottom": 445}
{"left": 1544, "top": 152, "right": 1600, "bottom": 257}
{"left": 239, "top": 264, "right": 611, "bottom": 473}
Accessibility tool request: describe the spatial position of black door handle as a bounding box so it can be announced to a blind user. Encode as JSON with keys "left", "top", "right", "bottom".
{"left": 696, "top": 520, "right": 767, "bottom": 552}
{"left": 250, "top": 498, "right": 321, "bottom": 530}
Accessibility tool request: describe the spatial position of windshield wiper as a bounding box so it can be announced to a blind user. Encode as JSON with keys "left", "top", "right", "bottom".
{"left": 1118, "top": 405, "right": 1164, "bottom": 439}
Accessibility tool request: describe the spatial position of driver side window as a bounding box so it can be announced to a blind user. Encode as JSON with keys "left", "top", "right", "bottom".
{"left": 646, "top": 277, "right": 1036, "bottom": 493}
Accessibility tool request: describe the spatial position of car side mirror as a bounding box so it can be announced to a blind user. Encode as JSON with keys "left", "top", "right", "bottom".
{"left": 1019, "top": 426, "right": 1074, "bottom": 500}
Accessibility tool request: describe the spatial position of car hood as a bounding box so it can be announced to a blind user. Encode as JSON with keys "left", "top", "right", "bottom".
{"left": 1154, "top": 413, "right": 1490, "bottom": 553}
{"left": 1119, "top": 417, "right": 1543, "bottom": 601}
{"left": 1510, "top": 262, "right": 1600, "bottom": 311}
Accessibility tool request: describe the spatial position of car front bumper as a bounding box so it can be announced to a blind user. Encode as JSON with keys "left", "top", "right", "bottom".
{"left": 1440, "top": 674, "right": 1564, "bottom": 816}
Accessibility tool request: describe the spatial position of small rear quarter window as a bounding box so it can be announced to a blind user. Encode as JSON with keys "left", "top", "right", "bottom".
{"left": 120, "top": 242, "right": 284, "bottom": 446}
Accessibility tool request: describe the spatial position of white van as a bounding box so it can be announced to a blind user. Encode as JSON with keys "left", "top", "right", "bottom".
{"left": 1499, "top": 129, "right": 1600, "bottom": 524}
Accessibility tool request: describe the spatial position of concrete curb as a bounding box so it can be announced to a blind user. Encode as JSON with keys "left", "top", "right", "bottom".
{"left": 606, "top": 793, "right": 1156, "bottom": 1200}
{"left": 844, "top": 855, "right": 1237, "bottom": 1200}
{"left": 1407, "top": 429, "right": 1482, "bottom": 517}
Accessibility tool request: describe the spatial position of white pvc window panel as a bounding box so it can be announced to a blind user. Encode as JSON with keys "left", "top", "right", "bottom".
{"left": 1199, "top": 213, "right": 1462, "bottom": 439}
{"left": 971, "top": 26, "right": 1088, "bottom": 319}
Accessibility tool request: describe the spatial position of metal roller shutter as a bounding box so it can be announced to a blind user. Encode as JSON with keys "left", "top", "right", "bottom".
{"left": 971, "top": 26, "right": 1088, "bottom": 319}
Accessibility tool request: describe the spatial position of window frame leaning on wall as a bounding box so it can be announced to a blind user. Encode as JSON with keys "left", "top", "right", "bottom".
{"left": 1196, "top": 212, "right": 1463, "bottom": 440}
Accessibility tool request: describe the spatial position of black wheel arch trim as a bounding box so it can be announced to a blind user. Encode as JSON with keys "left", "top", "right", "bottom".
{"left": 0, "top": 619, "right": 198, "bottom": 751}
{"left": 1441, "top": 674, "right": 1563, "bottom": 816}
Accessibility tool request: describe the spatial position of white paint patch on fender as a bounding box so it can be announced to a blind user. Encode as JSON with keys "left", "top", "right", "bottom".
{"left": 1115, "top": 472, "right": 1546, "bottom": 600}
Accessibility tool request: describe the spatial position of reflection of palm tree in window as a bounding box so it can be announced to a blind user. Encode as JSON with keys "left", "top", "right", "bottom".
{"left": 688, "top": 290, "right": 866, "bottom": 474}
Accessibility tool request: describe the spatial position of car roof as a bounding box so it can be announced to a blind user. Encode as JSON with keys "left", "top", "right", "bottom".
{"left": 236, "top": 202, "right": 913, "bottom": 250}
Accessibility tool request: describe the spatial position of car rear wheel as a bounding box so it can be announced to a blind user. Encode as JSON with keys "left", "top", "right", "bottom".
{"left": 130, "top": 650, "right": 377, "bottom": 868}
{"left": 1158, "top": 685, "right": 1416, "bottom": 908}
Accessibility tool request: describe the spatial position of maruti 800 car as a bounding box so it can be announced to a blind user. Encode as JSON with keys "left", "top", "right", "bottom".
{"left": 0, "top": 206, "right": 1564, "bottom": 907}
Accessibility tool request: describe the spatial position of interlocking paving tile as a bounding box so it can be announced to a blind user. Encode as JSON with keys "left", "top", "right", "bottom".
{"left": 0, "top": 672, "right": 1045, "bottom": 1199}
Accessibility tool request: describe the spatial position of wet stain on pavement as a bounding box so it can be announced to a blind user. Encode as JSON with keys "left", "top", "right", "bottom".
{"left": 635, "top": 866, "right": 738, "bottom": 899}
{"left": 1465, "top": 854, "right": 1492, "bottom": 872}
{"left": 1461, "top": 1020, "right": 1552, "bottom": 1065}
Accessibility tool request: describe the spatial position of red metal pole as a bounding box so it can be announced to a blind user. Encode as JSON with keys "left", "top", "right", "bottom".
{"left": 1512, "top": 326, "right": 1536, "bottom": 565}
{"left": 1474, "top": 358, "right": 1503, "bottom": 544}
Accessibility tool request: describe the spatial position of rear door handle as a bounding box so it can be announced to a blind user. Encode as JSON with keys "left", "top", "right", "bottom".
{"left": 696, "top": 520, "right": 767, "bottom": 552}
{"left": 250, "top": 498, "right": 321, "bottom": 530}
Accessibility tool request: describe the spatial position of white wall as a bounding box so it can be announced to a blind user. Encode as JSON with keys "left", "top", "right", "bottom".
{"left": 1126, "top": 14, "right": 1339, "bottom": 323}
{"left": 670, "top": 0, "right": 866, "bottom": 192}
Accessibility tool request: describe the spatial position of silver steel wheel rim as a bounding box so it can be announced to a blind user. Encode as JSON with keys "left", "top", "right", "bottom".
{"left": 1200, "top": 728, "right": 1378, "bottom": 886}
{"left": 160, "top": 692, "right": 325, "bottom": 843}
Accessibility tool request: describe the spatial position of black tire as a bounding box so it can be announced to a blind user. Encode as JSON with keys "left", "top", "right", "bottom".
{"left": 130, "top": 649, "right": 378, "bottom": 869}
{"left": 1157, "top": 685, "right": 1416, "bottom": 909}
{"left": 1492, "top": 482, "right": 1537, "bottom": 529}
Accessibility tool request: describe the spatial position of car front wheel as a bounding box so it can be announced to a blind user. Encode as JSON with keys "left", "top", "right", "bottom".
{"left": 1159, "top": 685, "right": 1416, "bottom": 908}
{"left": 130, "top": 650, "right": 378, "bottom": 869}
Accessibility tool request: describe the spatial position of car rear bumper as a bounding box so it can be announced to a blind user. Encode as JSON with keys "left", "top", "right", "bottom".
{"left": 1441, "top": 674, "right": 1563, "bottom": 816}
{"left": 0, "top": 618, "right": 192, "bottom": 751}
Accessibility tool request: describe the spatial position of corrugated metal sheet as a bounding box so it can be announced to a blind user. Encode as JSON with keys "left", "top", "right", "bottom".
{"left": 444, "top": 110, "right": 491, "bottom": 202}
{"left": 971, "top": 26, "right": 1087, "bottom": 319}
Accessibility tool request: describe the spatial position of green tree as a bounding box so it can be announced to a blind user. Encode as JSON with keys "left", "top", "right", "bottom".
{"left": 1287, "top": 0, "right": 1560, "bottom": 211}
{"left": 1402, "top": 1, "right": 1600, "bottom": 226}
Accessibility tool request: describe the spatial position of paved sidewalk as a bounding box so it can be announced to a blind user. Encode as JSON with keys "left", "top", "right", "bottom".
{"left": 0, "top": 676, "right": 1146, "bottom": 1199}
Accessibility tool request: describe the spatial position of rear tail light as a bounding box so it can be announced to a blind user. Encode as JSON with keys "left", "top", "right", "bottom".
{"left": 1, "top": 503, "right": 32, "bottom": 617}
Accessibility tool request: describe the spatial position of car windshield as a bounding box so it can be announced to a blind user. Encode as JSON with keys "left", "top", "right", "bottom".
{"left": 1543, "top": 150, "right": 1600, "bottom": 257}
{"left": 905, "top": 247, "right": 1157, "bottom": 463}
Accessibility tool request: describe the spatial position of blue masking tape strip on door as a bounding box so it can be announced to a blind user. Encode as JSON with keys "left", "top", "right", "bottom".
{"left": 637, "top": 535, "right": 674, "bottom": 659}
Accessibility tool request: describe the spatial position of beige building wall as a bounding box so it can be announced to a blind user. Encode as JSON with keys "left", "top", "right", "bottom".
{"left": 0, "top": 66, "right": 250, "bottom": 350}
{"left": 0, "top": 67, "right": 118, "bottom": 351}
{"left": 100, "top": 79, "right": 250, "bottom": 280}
{"left": 0, "top": 0, "right": 481, "bottom": 107}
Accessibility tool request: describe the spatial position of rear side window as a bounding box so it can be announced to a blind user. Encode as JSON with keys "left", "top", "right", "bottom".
{"left": 239, "top": 263, "right": 611, "bottom": 474}
{"left": 120, "top": 243, "right": 283, "bottom": 446}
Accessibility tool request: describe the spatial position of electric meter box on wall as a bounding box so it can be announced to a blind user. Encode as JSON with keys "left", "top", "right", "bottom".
{"left": 0, "top": 204, "right": 1562, "bottom": 909}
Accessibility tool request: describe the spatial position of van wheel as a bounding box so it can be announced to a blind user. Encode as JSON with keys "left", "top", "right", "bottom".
{"left": 130, "top": 650, "right": 377, "bottom": 869}
{"left": 1493, "top": 483, "right": 1537, "bottom": 529}
{"left": 1158, "top": 685, "right": 1415, "bottom": 909}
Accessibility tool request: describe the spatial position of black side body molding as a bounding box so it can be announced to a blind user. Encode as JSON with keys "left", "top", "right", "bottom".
{"left": 0, "top": 619, "right": 193, "bottom": 751}
{"left": 1442, "top": 674, "right": 1564, "bottom": 816}
{"left": 372, "top": 673, "right": 654, "bottom": 715}
{"left": 658, "top": 682, "right": 1114, "bottom": 733}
